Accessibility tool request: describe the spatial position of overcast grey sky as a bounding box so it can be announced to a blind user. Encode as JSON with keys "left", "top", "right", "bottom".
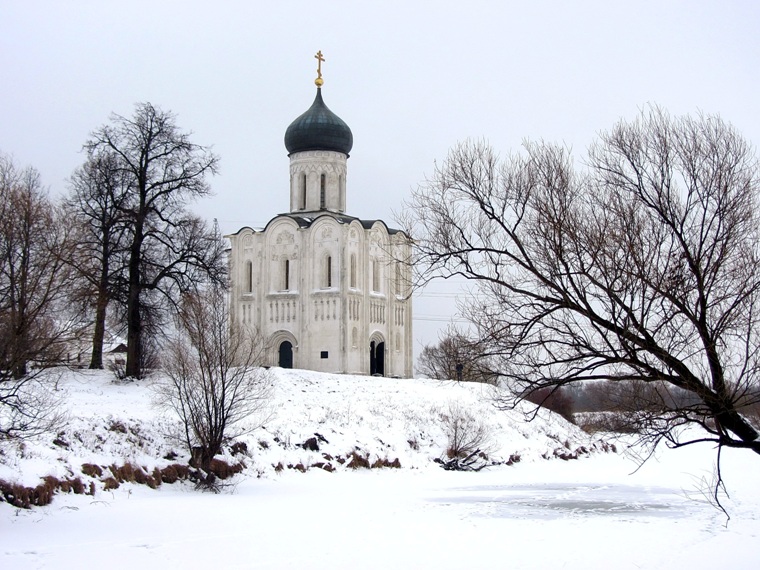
{"left": 2, "top": 1, "right": 759, "bottom": 356}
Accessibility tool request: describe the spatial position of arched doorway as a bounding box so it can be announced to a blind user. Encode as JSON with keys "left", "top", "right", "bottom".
{"left": 279, "top": 340, "right": 293, "bottom": 369}
{"left": 370, "top": 339, "right": 385, "bottom": 376}
{"left": 271, "top": 331, "right": 297, "bottom": 369}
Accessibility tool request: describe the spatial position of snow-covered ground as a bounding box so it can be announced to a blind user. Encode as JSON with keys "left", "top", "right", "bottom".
{"left": 1, "top": 368, "right": 758, "bottom": 569}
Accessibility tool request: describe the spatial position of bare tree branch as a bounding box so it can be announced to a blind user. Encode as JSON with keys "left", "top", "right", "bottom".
{"left": 401, "top": 107, "right": 760, "bottom": 463}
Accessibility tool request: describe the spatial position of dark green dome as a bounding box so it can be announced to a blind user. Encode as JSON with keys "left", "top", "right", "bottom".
{"left": 284, "top": 89, "right": 353, "bottom": 156}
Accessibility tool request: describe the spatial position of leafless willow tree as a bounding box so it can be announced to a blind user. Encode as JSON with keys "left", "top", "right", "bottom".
{"left": 157, "top": 283, "right": 271, "bottom": 480}
{"left": 83, "top": 102, "right": 226, "bottom": 378}
{"left": 401, "top": 107, "right": 760, "bottom": 464}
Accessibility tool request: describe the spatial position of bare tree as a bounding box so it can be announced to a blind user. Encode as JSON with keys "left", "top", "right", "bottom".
{"left": 0, "top": 154, "right": 71, "bottom": 440}
{"left": 157, "top": 281, "right": 271, "bottom": 483}
{"left": 83, "top": 102, "right": 226, "bottom": 378}
{"left": 64, "top": 150, "right": 130, "bottom": 369}
{"left": 401, "top": 107, "right": 760, "bottom": 464}
{"left": 416, "top": 326, "right": 495, "bottom": 383}
{"left": 0, "top": 154, "right": 76, "bottom": 378}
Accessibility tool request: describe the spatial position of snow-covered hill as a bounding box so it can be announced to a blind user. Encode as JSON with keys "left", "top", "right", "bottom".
{"left": 0, "top": 367, "right": 607, "bottom": 495}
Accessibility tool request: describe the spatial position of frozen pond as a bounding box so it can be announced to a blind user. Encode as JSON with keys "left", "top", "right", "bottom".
{"left": 3, "top": 455, "right": 758, "bottom": 570}
{"left": 429, "top": 482, "right": 689, "bottom": 519}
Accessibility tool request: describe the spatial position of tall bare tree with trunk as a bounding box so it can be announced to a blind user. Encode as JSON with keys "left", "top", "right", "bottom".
{"left": 0, "top": 154, "right": 70, "bottom": 440}
{"left": 64, "top": 151, "right": 130, "bottom": 369}
{"left": 83, "top": 103, "right": 225, "bottom": 378}
{"left": 0, "top": 154, "right": 75, "bottom": 379}
{"left": 401, "top": 108, "right": 760, "bottom": 467}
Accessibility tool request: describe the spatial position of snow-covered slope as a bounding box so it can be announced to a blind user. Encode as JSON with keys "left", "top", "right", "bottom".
{"left": 0, "top": 367, "right": 607, "bottom": 493}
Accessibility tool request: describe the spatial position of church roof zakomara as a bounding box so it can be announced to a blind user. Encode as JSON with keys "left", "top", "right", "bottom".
{"left": 227, "top": 212, "right": 407, "bottom": 238}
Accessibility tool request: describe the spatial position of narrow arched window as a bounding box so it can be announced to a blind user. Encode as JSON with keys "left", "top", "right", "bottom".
{"left": 372, "top": 259, "right": 380, "bottom": 292}
{"left": 245, "top": 260, "right": 253, "bottom": 293}
{"left": 301, "top": 173, "right": 307, "bottom": 210}
{"left": 350, "top": 254, "right": 357, "bottom": 289}
{"left": 395, "top": 262, "right": 402, "bottom": 295}
{"left": 284, "top": 259, "right": 290, "bottom": 290}
{"left": 326, "top": 255, "right": 332, "bottom": 288}
{"left": 320, "top": 174, "right": 326, "bottom": 209}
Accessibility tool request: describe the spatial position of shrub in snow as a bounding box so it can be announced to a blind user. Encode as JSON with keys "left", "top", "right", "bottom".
{"left": 0, "top": 474, "right": 92, "bottom": 508}
{"left": 155, "top": 284, "right": 272, "bottom": 484}
{"left": 81, "top": 463, "right": 103, "bottom": 478}
{"left": 347, "top": 450, "right": 371, "bottom": 469}
{"left": 438, "top": 400, "right": 493, "bottom": 471}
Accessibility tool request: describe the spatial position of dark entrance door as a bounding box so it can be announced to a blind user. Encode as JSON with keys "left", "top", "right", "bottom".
{"left": 370, "top": 340, "right": 385, "bottom": 376}
{"left": 279, "top": 341, "right": 293, "bottom": 369}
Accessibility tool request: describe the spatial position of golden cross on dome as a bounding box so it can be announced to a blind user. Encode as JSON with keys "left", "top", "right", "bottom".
{"left": 314, "top": 50, "right": 325, "bottom": 87}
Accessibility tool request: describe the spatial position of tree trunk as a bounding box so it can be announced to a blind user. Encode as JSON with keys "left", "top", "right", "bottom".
{"left": 89, "top": 238, "right": 112, "bottom": 369}
{"left": 125, "top": 284, "right": 141, "bottom": 378}
{"left": 10, "top": 306, "right": 28, "bottom": 380}
{"left": 716, "top": 408, "right": 760, "bottom": 454}
{"left": 125, "top": 232, "right": 142, "bottom": 379}
{"left": 12, "top": 352, "right": 27, "bottom": 380}
{"left": 89, "top": 285, "right": 108, "bottom": 369}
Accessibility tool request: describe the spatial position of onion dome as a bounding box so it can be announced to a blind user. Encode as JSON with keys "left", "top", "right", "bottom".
{"left": 284, "top": 88, "right": 354, "bottom": 156}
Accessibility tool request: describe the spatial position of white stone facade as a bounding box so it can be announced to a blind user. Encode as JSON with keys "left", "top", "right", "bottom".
{"left": 227, "top": 148, "right": 413, "bottom": 377}
{"left": 289, "top": 150, "right": 347, "bottom": 213}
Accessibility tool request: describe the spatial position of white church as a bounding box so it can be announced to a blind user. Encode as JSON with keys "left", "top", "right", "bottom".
{"left": 227, "top": 53, "right": 413, "bottom": 377}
